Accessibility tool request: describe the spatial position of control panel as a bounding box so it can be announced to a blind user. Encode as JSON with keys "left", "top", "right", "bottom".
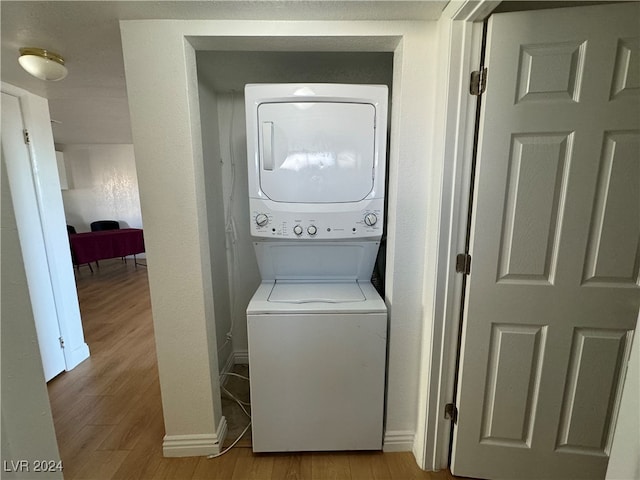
{"left": 250, "top": 205, "right": 384, "bottom": 240}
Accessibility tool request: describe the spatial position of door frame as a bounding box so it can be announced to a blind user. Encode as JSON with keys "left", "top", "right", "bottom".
{"left": 414, "top": 0, "right": 497, "bottom": 471}
{"left": 419, "top": 1, "right": 640, "bottom": 473}
{"left": 1, "top": 82, "right": 90, "bottom": 376}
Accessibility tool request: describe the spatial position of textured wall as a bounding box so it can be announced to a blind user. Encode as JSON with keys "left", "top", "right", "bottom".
{"left": 60, "top": 144, "right": 142, "bottom": 232}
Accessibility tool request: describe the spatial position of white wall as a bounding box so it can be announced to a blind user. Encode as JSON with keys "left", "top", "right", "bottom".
{"left": 197, "top": 80, "right": 235, "bottom": 376}
{"left": 384, "top": 29, "right": 436, "bottom": 449}
{"left": 121, "top": 21, "right": 225, "bottom": 457}
{"left": 214, "top": 93, "right": 260, "bottom": 361}
{"left": 121, "top": 19, "right": 437, "bottom": 456}
{"left": 60, "top": 144, "right": 142, "bottom": 232}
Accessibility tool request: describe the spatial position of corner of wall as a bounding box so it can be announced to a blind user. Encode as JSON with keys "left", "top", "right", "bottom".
{"left": 163, "top": 417, "right": 227, "bottom": 457}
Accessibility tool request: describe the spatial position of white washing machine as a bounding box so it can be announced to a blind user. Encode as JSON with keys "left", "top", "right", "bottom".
{"left": 244, "top": 83, "right": 388, "bottom": 452}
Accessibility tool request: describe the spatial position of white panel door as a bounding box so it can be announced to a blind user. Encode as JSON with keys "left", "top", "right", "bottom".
{"left": 1, "top": 92, "right": 66, "bottom": 381}
{"left": 451, "top": 4, "right": 640, "bottom": 479}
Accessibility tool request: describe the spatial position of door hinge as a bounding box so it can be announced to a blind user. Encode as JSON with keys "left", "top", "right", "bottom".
{"left": 456, "top": 253, "right": 472, "bottom": 275}
{"left": 445, "top": 403, "right": 458, "bottom": 424}
{"left": 59, "top": 337, "right": 65, "bottom": 349}
{"left": 470, "top": 67, "right": 487, "bottom": 96}
{"left": 23, "top": 129, "right": 30, "bottom": 144}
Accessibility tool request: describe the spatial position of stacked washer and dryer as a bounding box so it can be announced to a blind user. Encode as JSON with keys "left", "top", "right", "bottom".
{"left": 244, "top": 83, "right": 388, "bottom": 452}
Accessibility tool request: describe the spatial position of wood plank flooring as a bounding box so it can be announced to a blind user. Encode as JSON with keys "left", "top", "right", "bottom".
{"left": 48, "top": 259, "right": 464, "bottom": 479}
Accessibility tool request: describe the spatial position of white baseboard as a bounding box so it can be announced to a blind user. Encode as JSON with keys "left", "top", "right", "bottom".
{"left": 64, "top": 342, "right": 90, "bottom": 371}
{"left": 383, "top": 430, "right": 415, "bottom": 452}
{"left": 233, "top": 349, "right": 249, "bottom": 365}
{"left": 162, "top": 416, "right": 227, "bottom": 457}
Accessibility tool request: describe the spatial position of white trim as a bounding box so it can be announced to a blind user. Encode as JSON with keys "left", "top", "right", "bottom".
{"left": 1, "top": 82, "right": 29, "bottom": 98}
{"left": 64, "top": 342, "right": 90, "bottom": 371}
{"left": 383, "top": 430, "right": 415, "bottom": 452}
{"left": 162, "top": 417, "right": 227, "bottom": 457}
{"left": 415, "top": 0, "right": 498, "bottom": 472}
{"left": 217, "top": 415, "right": 228, "bottom": 453}
{"left": 2, "top": 82, "right": 90, "bottom": 379}
{"left": 233, "top": 349, "right": 249, "bottom": 365}
{"left": 448, "top": 0, "right": 500, "bottom": 22}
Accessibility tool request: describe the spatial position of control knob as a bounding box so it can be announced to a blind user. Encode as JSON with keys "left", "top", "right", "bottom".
{"left": 293, "top": 225, "right": 303, "bottom": 236}
{"left": 255, "top": 213, "right": 269, "bottom": 227}
{"left": 364, "top": 213, "right": 378, "bottom": 226}
{"left": 307, "top": 225, "right": 317, "bottom": 236}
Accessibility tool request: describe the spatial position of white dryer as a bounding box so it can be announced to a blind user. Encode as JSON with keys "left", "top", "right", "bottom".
{"left": 244, "top": 83, "right": 388, "bottom": 452}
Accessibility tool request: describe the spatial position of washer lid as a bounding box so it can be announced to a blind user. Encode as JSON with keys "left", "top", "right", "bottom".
{"left": 247, "top": 281, "right": 387, "bottom": 314}
{"left": 268, "top": 281, "right": 365, "bottom": 303}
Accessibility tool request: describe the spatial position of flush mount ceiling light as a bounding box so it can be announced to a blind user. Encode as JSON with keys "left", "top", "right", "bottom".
{"left": 18, "top": 47, "right": 68, "bottom": 81}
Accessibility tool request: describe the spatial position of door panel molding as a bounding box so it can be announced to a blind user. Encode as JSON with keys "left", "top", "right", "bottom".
{"left": 556, "top": 328, "right": 634, "bottom": 456}
{"left": 497, "top": 132, "right": 573, "bottom": 285}
{"left": 480, "top": 323, "right": 547, "bottom": 448}
{"left": 515, "top": 41, "right": 587, "bottom": 104}
{"left": 582, "top": 131, "right": 640, "bottom": 287}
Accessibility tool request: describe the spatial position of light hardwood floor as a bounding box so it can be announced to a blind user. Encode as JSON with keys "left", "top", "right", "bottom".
{"left": 48, "top": 259, "right": 465, "bottom": 479}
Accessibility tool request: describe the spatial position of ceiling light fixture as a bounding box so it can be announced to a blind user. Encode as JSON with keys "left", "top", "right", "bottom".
{"left": 18, "top": 47, "right": 68, "bottom": 81}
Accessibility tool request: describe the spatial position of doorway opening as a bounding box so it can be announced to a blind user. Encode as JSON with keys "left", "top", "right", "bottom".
{"left": 195, "top": 50, "right": 394, "bottom": 447}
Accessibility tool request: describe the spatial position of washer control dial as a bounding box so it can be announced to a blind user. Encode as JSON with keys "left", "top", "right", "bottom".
{"left": 255, "top": 213, "right": 269, "bottom": 227}
{"left": 293, "top": 225, "right": 303, "bottom": 236}
{"left": 364, "top": 213, "right": 378, "bottom": 226}
{"left": 307, "top": 225, "right": 317, "bottom": 236}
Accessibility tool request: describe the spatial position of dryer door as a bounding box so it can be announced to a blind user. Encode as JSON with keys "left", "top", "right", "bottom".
{"left": 257, "top": 102, "right": 376, "bottom": 203}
